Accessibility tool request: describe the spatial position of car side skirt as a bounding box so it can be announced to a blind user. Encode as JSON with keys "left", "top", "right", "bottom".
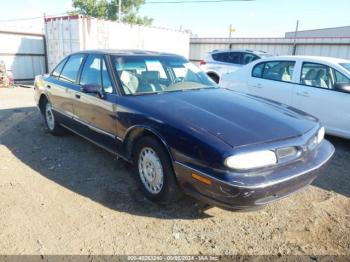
{"left": 52, "top": 108, "right": 130, "bottom": 163}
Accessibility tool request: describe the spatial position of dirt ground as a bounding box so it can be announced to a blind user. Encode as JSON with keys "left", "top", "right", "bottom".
{"left": 0, "top": 87, "right": 349, "bottom": 256}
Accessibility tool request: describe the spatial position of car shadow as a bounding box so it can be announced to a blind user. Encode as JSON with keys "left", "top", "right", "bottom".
{"left": 312, "top": 135, "right": 350, "bottom": 197}
{"left": 0, "top": 106, "right": 213, "bottom": 219}
{"left": 1, "top": 107, "right": 349, "bottom": 221}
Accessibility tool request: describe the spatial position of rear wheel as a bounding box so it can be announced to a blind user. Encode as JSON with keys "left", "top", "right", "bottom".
{"left": 134, "top": 136, "right": 182, "bottom": 204}
{"left": 43, "top": 100, "right": 67, "bottom": 136}
{"left": 208, "top": 73, "right": 219, "bottom": 84}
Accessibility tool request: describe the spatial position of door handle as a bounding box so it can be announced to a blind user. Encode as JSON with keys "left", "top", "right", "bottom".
{"left": 252, "top": 83, "right": 262, "bottom": 88}
{"left": 296, "top": 91, "right": 310, "bottom": 97}
{"left": 75, "top": 93, "right": 81, "bottom": 99}
{"left": 46, "top": 85, "right": 51, "bottom": 89}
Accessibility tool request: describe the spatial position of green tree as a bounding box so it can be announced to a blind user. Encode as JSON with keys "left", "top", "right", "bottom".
{"left": 71, "top": 0, "right": 153, "bottom": 26}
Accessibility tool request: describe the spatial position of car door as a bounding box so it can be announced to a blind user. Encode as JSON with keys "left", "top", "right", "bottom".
{"left": 44, "top": 57, "right": 69, "bottom": 113}
{"left": 242, "top": 52, "right": 259, "bottom": 66}
{"left": 74, "top": 54, "right": 119, "bottom": 148}
{"left": 45, "top": 55, "right": 85, "bottom": 118}
{"left": 209, "top": 52, "right": 230, "bottom": 75}
{"left": 247, "top": 60, "right": 297, "bottom": 105}
{"left": 210, "top": 52, "right": 242, "bottom": 75}
{"left": 293, "top": 61, "right": 350, "bottom": 137}
{"left": 90, "top": 57, "right": 119, "bottom": 138}
{"left": 222, "top": 52, "right": 243, "bottom": 74}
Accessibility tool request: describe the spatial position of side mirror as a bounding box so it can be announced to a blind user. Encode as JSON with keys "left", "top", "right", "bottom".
{"left": 81, "top": 84, "right": 105, "bottom": 98}
{"left": 81, "top": 84, "right": 101, "bottom": 94}
{"left": 334, "top": 83, "right": 350, "bottom": 93}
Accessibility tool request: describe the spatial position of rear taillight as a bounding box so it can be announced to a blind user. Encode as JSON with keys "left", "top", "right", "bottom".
{"left": 199, "top": 60, "right": 206, "bottom": 66}
{"left": 7, "top": 72, "right": 14, "bottom": 85}
{"left": 9, "top": 76, "right": 14, "bottom": 85}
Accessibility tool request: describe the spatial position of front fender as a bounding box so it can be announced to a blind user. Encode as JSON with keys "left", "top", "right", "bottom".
{"left": 123, "top": 124, "right": 175, "bottom": 162}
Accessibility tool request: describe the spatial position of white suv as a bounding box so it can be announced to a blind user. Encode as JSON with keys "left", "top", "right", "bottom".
{"left": 199, "top": 49, "right": 271, "bottom": 83}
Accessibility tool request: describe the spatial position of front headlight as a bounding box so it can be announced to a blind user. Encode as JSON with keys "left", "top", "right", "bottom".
{"left": 317, "top": 127, "right": 325, "bottom": 144}
{"left": 224, "top": 150, "right": 277, "bottom": 170}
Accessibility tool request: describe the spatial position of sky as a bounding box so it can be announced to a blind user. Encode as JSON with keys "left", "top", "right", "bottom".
{"left": 0, "top": 0, "right": 349, "bottom": 37}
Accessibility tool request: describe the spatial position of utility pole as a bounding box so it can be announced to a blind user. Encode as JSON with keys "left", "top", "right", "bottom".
{"left": 117, "top": 0, "right": 122, "bottom": 22}
{"left": 43, "top": 13, "right": 49, "bottom": 73}
{"left": 292, "top": 20, "right": 299, "bottom": 55}
{"left": 228, "top": 24, "right": 235, "bottom": 49}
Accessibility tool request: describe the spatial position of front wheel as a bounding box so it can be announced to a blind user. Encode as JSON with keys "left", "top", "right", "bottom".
{"left": 43, "top": 100, "right": 67, "bottom": 136}
{"left": 134, "top": 136, "right": 182, "bottom": 204}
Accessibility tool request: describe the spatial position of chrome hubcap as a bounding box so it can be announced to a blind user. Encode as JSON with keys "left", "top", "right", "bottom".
{"left": 45, "top": 102, "right": 55, "bottom": 130}
{"left": 138, "top": 147, "right": 164, "bottom": 194}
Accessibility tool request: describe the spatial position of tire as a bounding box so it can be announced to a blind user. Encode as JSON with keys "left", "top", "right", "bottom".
{"left": 134, "top": 136, "right": 182, "bottom": 204}
{"left": 208, "top": 73, "right": 219, "bottom": 84}
{"left": 43, "top": 100, "right": 67, "bottom": 136}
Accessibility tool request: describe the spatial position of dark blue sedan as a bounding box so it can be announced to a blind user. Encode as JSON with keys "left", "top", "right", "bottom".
{"left": 34, "top": 50, "right": 334, "bottom": 210}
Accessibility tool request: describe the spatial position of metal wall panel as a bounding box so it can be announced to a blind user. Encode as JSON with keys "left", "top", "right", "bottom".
{"left": 45, "top": 16, "right": 81, "bottom": 71}
{"left": 0, "top": 56, "right": 45, "bottom": 80}
{"left": 45, "top": 16, "right": 191, "bottom": 71}
{"left": 296, "top": 44, "right": 350, "bottom": 59}
{"left": 285, "top": 26, "right": 350, "bottom": 38}
{"left": 190, "top": 37, "right": 350, "bottom": 62}
{"left": 0, "top": 31, "right": 46, "bottom": 81}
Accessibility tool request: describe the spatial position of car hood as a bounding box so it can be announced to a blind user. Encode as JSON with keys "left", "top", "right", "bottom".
{"left": 133, "top": 88, "right": 318, "bottom": 148}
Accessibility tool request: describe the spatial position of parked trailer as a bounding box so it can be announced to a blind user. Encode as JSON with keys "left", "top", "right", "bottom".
{"left": 45, "top": 15, "right": 190, "bottom": 71}
{"left": 190, "top": 37, "right": 350, "bottom": 63}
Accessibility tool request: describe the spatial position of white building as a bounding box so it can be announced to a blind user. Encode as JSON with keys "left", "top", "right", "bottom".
{"left": 285, "top": 26, "right": 350, "bottom": 38}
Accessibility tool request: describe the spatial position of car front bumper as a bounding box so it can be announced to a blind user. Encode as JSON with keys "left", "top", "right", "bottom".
{"left": 173, "top": 140, "right": 335, "bottom": 210}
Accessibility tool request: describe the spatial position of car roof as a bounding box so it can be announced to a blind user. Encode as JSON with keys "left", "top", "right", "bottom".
{"left": 262, "top": 55, "right": 350, "bottom": 64}
{"left": 209, "top": 49, "right": 269, "bottom": 55}
{"left": 70, "top": 49, "right": 182, "bottom": 57}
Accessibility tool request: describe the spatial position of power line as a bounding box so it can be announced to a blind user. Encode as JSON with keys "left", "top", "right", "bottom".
{"left": 0, "top": 16, "right": 44, "bottom": 22}
{"left": 0, "top": 13, "right": 66, "bottom": 23}
{"left": 146, "top": 0, "right": 253, "bottom": 3}
{"left": 0, "top": 0, "right": 254, "bottom": 22}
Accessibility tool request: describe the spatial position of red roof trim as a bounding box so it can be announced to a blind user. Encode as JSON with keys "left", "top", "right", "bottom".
{"left": 45, "top": 15, "right": 81, "bottom": 23}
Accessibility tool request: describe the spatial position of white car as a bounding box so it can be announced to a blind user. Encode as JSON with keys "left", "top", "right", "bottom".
{"left": 199, "top": 49, "right": 271, "bottom": 83}
{"left": 220, "top": 56, "right": 350, "bottom": 139}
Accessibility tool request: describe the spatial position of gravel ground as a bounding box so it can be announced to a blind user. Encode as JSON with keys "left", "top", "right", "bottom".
{"left": 0, "top": 87, "right": 349, "bottom": 255}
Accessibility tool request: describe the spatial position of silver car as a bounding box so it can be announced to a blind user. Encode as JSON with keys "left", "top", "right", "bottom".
{"left": 199, "top": 49, "right": 271, "bottom": 83}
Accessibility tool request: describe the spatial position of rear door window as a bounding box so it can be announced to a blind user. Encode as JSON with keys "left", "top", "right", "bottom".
{"left": 227, "top": 52, "right": 242, "bottom": 64}
{"left": 212, "top": 52, "right": 229, "bottom": 63}
{"left": 51, "top": 57, "right": 68, "bottom": 78}
{"left": 212, "top": 52, "right": 242, "bottom": 65}
{"left": 262, "top": 61, "right": 295, "bottom": 82}
{"left": 243, "top": 53, "right": 259, "bottom": 65}
{"left": 59, "top": 54, "right": 85, "bottom": 83}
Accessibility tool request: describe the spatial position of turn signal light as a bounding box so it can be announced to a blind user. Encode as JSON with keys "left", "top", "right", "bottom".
{"left": 192, "top": 173, "right": 212, "bottom": 185}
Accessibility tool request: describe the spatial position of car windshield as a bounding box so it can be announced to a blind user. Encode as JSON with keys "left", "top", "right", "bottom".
{"left": 340, "top": 63, "right": 350, "bottom": 73}
{"left": 111, "top": 55, "right": 217, "bottom": 95}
